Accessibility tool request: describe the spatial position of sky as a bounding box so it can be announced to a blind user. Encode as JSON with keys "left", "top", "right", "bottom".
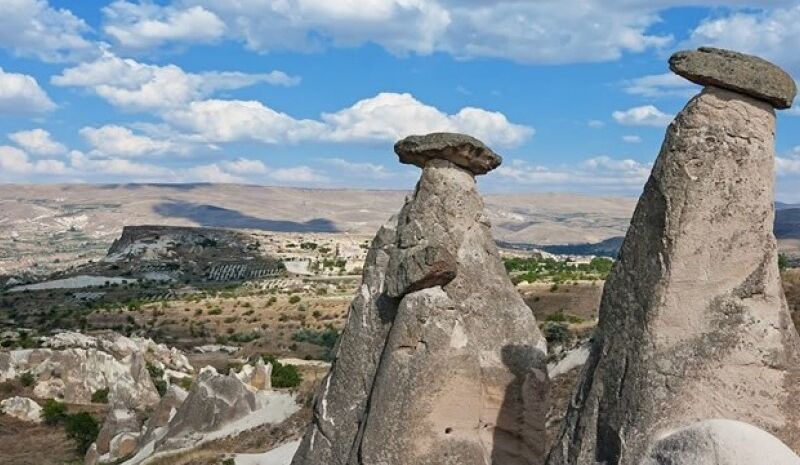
{"left": 0, "top": 1, "right": 799, "bottom": 201}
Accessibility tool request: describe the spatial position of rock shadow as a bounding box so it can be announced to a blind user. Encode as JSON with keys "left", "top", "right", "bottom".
{"left": 152, "top": 201, "right": 339, "bottom": 233}
{"left": 493, "top": 344, "right": 549, "bottom": 465}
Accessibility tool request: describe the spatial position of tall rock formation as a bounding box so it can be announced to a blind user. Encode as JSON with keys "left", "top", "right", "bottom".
{"left": 548, "top": 48, "right": 800, "bottom": 465}
{"left": 292, "top": 133, "right": 548, "bottom": 465}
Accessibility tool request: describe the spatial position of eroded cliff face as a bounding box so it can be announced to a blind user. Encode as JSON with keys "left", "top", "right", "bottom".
{"left": 292, "top": 134, "right": 548, "bottom": 465}
{"left": 548, "top": 50, "right": 800, "bottom": 465}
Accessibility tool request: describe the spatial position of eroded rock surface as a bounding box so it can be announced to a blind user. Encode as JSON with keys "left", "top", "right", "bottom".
{"left": 669, "top": 47, "right": 797, "bottom": 109}
{"left": 0, "top": 396, "right": 42, "bottom": 423}
{"left": 395, "top": 132, "right": 502, "bottom": 175}
{"left": 292, "top": 133, "right": 547, "bottom": 465}
{"left": 548, "top": 53, "right": 800, "bottom": 465}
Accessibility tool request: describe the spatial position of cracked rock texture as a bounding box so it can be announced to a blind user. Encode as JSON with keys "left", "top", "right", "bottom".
{"left": 292, "top": 135, "right": 547, "bottom": 465}
{"left": 547, "top": 85, "right": 800, "bottom": 465}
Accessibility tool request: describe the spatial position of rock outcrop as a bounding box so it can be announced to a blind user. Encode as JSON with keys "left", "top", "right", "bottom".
{"left": 0, "top": 396, "right": 42, "bottom": 423}
{"left": 0, "top": 332, "right": 195, "bottom": 411}
{"left": 292, "top": 133, "right": 548, "bottom": 465}
{"left": 98, "top": 364, "right": 298, "bottom": 465}
{"left": 548, "top": 49, "right": 800, "bottom": 465}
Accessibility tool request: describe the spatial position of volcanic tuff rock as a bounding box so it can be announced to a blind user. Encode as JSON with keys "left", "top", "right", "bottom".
{"left": 669, "top": 47, "right": 797, "bottom": 109}
{"left": 395, "top": 132, "right": 502, "bottom": 174}
{"left": 292, "top": 133, "right": 548, "bottom": 465}
{"left": 548, "top": 51, "right": 800, "bottom": 465}
{"left": 0, "top": 396, "right": 42, "bottom": 423}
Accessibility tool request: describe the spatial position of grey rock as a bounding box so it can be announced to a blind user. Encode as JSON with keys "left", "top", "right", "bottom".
{"left": 547, "top": 86, "right": 800, "bottom": 465}
{"left": 395, "top": 132, "right": 502, "bottom": 175}
{"left": 642, "top": 420, "right": 800, "bottom": 465}
{"left": 293, "top": 135, "right": 547, "bottom": 465}
{"left": 669, "top": 47, "right": 797, "bottom": 109}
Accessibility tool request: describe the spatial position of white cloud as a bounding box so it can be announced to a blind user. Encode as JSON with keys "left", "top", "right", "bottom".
{"left": 494, "top": 156, "right": 652, "bottom": 192}
{"left": 166, "top": 92, "right": 532, "bottom": 147}
{"left": 623, "top": 135, "right": 642, "bottom": 144}
{"left": 270, "top": 166, "right": 328, "bottom": 183}
{"left": 52, "top": 52, "right": 300, "bottom": 111}
{"left": 777, "top": 152, "right": 800, "bottom": 175}
{"left": 180, "top": 163, "right": 244, "bottom": 183}
{"left": 588, "top": 120, "right": 605, "bottom": 129}
{"left": 0, "top": 145, "right": 69, "bottom": 175}
{"left": 323, "top": 158, "right": 392, "bottom": 178}
{"left": 103, "top": 1, "right": 226, "bottom": 50}
{"left": 165, "top": 99, "right": 326, "bottom": 144}
{"left": 9, "top": 129, "right": 66, "bottom": 155}
{"left": 0, "top": 0, "right": 96, "bottom": 62}
{"left": 79, "top": 125, "right": 188, "bottom": 158}
{"left": 321, "top": 92, "right": 532, "bottom": 147}
{"left": 68, "top": 150, "right": 172, "bottom": 178}
{"left": 181, "top": 0, "right": 673, "bottom": 64}
{"left": 613, "top": 105, "right": 673, "bottom": 127}
{"left": 220, "top": 158, "right": 269, "bottom": 175}
{"left": 0, "top": 68, "right": 56, "bottom": 115}
{"left": 623, "top": 73, "right": 699, "bottom": 98}
{"left": 685, "top": 5, "right": 800, "bottom": 74}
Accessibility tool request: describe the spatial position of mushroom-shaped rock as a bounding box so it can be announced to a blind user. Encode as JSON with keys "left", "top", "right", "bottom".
{"left": 669, "top": 47, "right": 797, "bottom": 109}
{"left": 395, "top": 132, "right": 502, "bottom": 175}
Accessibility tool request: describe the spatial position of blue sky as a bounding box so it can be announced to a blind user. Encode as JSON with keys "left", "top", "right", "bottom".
{"left": 0, "top": 1, "right": 799, "bottom": 201}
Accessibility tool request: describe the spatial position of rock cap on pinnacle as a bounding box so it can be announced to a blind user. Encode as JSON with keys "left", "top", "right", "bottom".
{"left": 669, "top": 47, "right": 797, "bottom": 109}
{"left": 394, "top": 132, "right": 502, "bottom": 175}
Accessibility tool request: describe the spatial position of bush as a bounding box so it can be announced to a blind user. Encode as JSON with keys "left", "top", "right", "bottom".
{"left": 64, "top": 412, "right": 100, "bottom": 454}
{"left": 91, "top": 388, "right": 109, "bottom": 404}
{"left": 146, "top": 362, "right": 167, "bottom": 397}
{"left": 223, "top": 458, "right": 236, "bottom": 465}
{"left": 543, "top": 322, "right": 572, "bottom": 347}
{"left": 19, "top": 371, "right": 35, "bottom": 387}
{"left": 288, "top": 295, "right": 301, "bottom": 304}
{"left": 42, "top": 399, "right": 67, "bottom": 425}
{"left": 262, "top": 355, "right": 303, "bottom": 388}
{"left": 779, "top": 253, "right": 789, "bottom": 271}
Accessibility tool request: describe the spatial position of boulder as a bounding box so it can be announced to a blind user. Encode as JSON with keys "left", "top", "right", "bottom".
{"left": 669, "top": 47, "right": 797, "bottom": 109}
{"left": 292, "top": 134, "right": 547, "bottom": 465}
{"left": 548, "top": 55, "right": 800, "bottom": 465}
{"left": 0, "top": 396, "right": 42, "bottom": 423}
{"left": 95, "top": 408, "right": 140, "bottom": 456}
{"left": 234, "top": 358, "right": 272, "bottom": 391}
{"left": 643, "top": 420, "right": 800, "bottom": 465}
{"left": 395, "top": 132, "right": 502, "bottom": 174}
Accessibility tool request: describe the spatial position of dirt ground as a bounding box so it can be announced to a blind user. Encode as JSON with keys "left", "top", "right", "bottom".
{"left": 521, "top": 281, "right": 604, "bottom": 322}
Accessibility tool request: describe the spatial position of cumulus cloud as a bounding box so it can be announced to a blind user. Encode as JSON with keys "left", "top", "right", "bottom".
{"left": 175, "top": 0, "right": 680, "bottom": 63}
{"left": 0, "top": 68, "right": 56, "bottom": 115}
{"left": 323, "top": 158, "right": 393, "bottom": 179}
{"left": 166, "top": 92, "right": 533, "bottom": 147}
{"left": 103, "top": 1, "right": 226, "bottom": 50}
{"left": 613, "top": 105, "right": 673, "bottom": 127}
{"left": 322, "top": 93, "right": 532, "bottom": 146}
{"left": 494, "top": 156, "right": 652, "bottom": 192}
{"left": 52, "top": 52, "right": 300, "bottom": 111}
{"left": 79, "top": 125, "right": 189, "bottom": 158}
{"left": 623, "top": 73, "right": 699, "bottom": 98}
{"left": 0, "top": 0, "right": 97, "bottom": 62}
{"left": 622, "top": 135, "right": 642, "bottom": 144}
{"left": 183, "top": 159, "right": 327, "bottom": 184}
{"left": 9, "top": 129, "right": 66, "bottom": 155}
{"left": 0, "top": 145, "right": 69, "bottom": 175}
{"left": 685, "top": 4, "right": 800, "bottom": 74}
{"left": 777, "top": 151, "right": 800, "bottom": 175}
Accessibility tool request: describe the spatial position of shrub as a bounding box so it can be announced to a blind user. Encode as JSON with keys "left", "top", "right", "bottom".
{"left": 543, "top": 322, "right": 572, "bottom": 347}
{"left": 91, "top": 388, "right": 109, "bottom": 404}
{"left": 779, "top": 253, "right": 789, "bottom": 271}
{"left": 288, "top": 295, "right": 301, "bottom": 304}
{"left": 262, "top": 355, "right": 303, "bottom": 388}
{"left": 146, "top": 363, "right": 167, "bottom": 397}
{"left": 292, "top": 327, "right": 340, "bottom": 361}
{"left": 42, "top": 399, "right": 67, "bottom": 425}
{"left": 223, "top": 458, "right": 235, "bottom": 465}
{"left": 19, "top": 371, "right": 35, "bottom": 387}
{"left": 64, "top": 412, "right": 100, "bottom": 454}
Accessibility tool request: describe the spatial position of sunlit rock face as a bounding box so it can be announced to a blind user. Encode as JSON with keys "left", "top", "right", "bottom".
{"left": 292, "top": 133, "right": 548, "bottom": 465}
{"left": 548, "top": 49, "right": 800, "bottom": 465}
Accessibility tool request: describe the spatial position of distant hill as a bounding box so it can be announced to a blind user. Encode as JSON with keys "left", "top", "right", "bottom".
{"left": 0, "top": 184, "right": 796, "bottom": 272}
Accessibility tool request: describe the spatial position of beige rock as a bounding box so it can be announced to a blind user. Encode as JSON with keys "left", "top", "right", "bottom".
{"left": 293, "top": 134, "right": 547, "bottom": 465}
{"left": 548, "top": 86, "right": 800, "bottom": 464}
{"left": 0, "top": 396, "right": 42, "bottom": 423}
